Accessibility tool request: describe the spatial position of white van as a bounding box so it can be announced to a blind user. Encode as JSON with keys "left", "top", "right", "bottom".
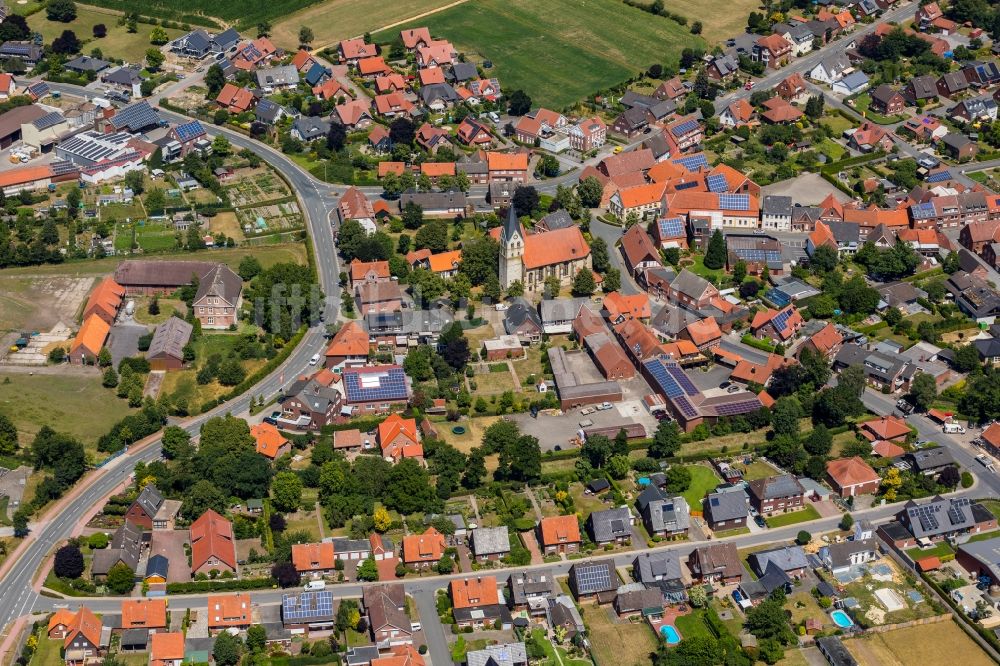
{"left": 304, "top": 580, "right": 326, "bottom": 591}
{"left": 309, "top": 353, "right": 321, "bottom": 366}
{"left": 944, "top": 423, "right": 966, "bottom": 434}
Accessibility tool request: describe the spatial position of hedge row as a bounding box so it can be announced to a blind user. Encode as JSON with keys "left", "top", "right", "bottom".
{"left": 166, "top": 577, "right": 276, "bottom": 594}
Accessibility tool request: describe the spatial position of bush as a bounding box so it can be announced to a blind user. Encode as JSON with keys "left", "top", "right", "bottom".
{"left": 796, "top": 530, "right": 811, "bottom": 545}
{"left": 962, "top": 471, "right": 974, "bottom": 488}
{"left": 88, "top": 532, "right": 109, "bottom": 549}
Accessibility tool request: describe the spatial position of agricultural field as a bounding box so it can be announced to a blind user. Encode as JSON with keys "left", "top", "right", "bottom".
{"left": 845, "top": 620, "right": 992, "bottom": 666}
{"left": 28, "top": 4, "right": 185, "bottom": 63}
{"left": 224, "top": 168, "right": 292, "bottom": 207}
{"left": 82, "top": 0, "right": 315, "bottom": 31}
{"left": 271, "top": 0, "right": 457, "bottom": 50}
{"left": 378, "top": 0, "right": 705, "bottom": 109}
{"left": 0, "top": 374, "right": 135, "bottom": 457}
{"left": 236, "top": 201, "right": 305, "bottom": 236}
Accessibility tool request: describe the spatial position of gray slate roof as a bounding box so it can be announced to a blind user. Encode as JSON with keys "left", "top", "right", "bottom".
{"left": 706, "top": 489, "right": 748, "bottom": 522}
{"left": 748, "top": 474, "right": 805, "bottom": 502}
{"left": 634, "top": 551, "right": 683, "bottom": 585}
{"left": 588, "top": 506, "right": 632, "bottom": 543}
{"left": 748, "top": 545, "right": 809, "bottom": 576}
{"left": 466, "top": 643, "right": 528, "bottom": 666}
{"left": 471, "top": 526, "right": 511, "bottom": 556}
{"left": 148, "top": 317, "right": 192, "bottom": 361}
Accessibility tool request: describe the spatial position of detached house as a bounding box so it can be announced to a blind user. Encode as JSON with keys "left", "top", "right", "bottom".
{"left": 870, "top": 85, "right": 905, "bottom": 115}
{"left": 538, "top": 515, "right": 581, "bottom": 555}
{"left": 748, "top": 474, "right": 805, "bottom": 516}
{"left": 377, "top": 413, "right": 423, "bottom": 463}
{"left": 192, "top": 264, "right": 242, "bottom": 329}
{"left": 636, "top": 486, "right": 690, "bottom": 538}
{"left": 451, "top": 576, "right": 511, "bottom": 629}
{"left": 402, "top": 527, "right": 447, "bottom": 570}
{"left": 59, "top": 607, "right": 104, "bottom": 665}
{"left": 190, "top": 509, "right": 237, "bottom": 576}
{"left": 750, "top": 305, "right": 803, "bottom": 342}
{"left": 753, "top": 34, "right": 793, "bottom": 69}
{"left": 364, "top": 583, "right": 413, "bottom": 648}
{"left": 251, "top": 422, "right": 290, "bottom": 461}
{"left": 292, "top": 542, "right": 336, "bottom": 579}
{"left": 689, "top": 542, "right": 742, "bottom": 584}
{"left": 704, "top": 489, "right": 748, "bottom": 531}
{"left": 904, "top": 75, "right": 938, "bottom": 105}
{"left": 827, "top": 456, "right": 881, "bottom": 497}
{"left": 587, "top": 506, "right": 633, "bottom": 546}
{"left": 207, "top": 594, "right": 252, "bottom": 633}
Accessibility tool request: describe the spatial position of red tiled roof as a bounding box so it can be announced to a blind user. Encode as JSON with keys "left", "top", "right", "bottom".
{"left": 826, "top": 456, "right": 880, "bottom": 489}
{"left": 151, "top": 632, "right": 185, "bottom": 664}
{"left": 292, "top": 542, "right": 335, "bottom": 572}
{"left": 403, "top": 527, "right": 446, "bottom": 562}
{"left": 190, "top": 509, "right": 236, "bottom": 571}
{"left": 451, "top": 576, "right": 500, "bottom": 609}
{"left": 523, "top": 226, "right": 590, "bottom": 270}
{"left": 872, "top": 440, "right": 906, "bottom": 458}
{"left": 684, "top": 317, "right": 722, "bottom": 346}
{"left": 861, "top": 415, "right": 910, "bottom": 442}
{"left": 207, "top": 594, "right": 251, "bottom": 628}
{"left": 326, "top": 320, "right": 370, "bottom": 358}
{"left": 121, "top": 599, "right": 167, "bottom": 629}
{"left": 539, "top": 515, "right": 580, "bottom": 546}
{"left": 251, "top": 422, "right": 288, "bottom": 459}
{"left": 807, "top": 323, "right": 843, "bottom": 355}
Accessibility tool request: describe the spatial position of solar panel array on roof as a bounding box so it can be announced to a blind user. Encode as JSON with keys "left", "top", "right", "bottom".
{"left": 714, "top": 399, "right": 763, "bottom": 416}
{"left": 27, "top": 81, "right": 50, "bottom": 97}
{"left": 675, "top": 180, "right": 700, "bottom": 190}
{"left": 50, "top": 160, "right": 76, "bottom": 176}
{"left": 282, "top": 591, "right": 333, "bottom": 621}
{"left": 925, "top": 170, "right": 952, "bottom": 183}
{"left": 672, "top": 154, "right": 709, "bottom": 171}
{"left": 671, "top": 119, "right": 700, "bottom": 137}
{"left": 765, "top": 289, "right": 791, "bottom": 307}
{"left": 772, "top": 308, "right": 793, "bottom": 333}
{"left": 2, "top": 43, "right": 32, "bottom": 56}
{"left": 575, "top": 563, "right": 612, "bottom": 593}
{"left": 658, "top": 217, "right": 685, "bottom": 238}
{"left": 58, "top": 131, "right": 133, "bottom": 164}
{"left": 733, "top": 248, "right": 782, "bottom": 263}
{"left": 32, "top": 111, "right": 64, "bottom": 130}
{"left": 110, "top": 101, "right": 160, "bottom": 132}
{"left": 645, "top": 359, "right": 685, "bottom": 398}
{"left": 174, "top": 120, "right": 205, "bottom": 142}
{"left": 910, "top": 201, "right": 936, "bottom": 220}
{"left": 666, "top": 365, "right": 698, "bottom": 396}
{"left": 706, "top": 173, "right": 729, "bottom": 193}
{"left": 343, "top": 367, "right": 408, "bottom": 402}
{"left": 719, "top": 193, "right": 750, "bottom": 211}
{"left": 675, "top": 395, "right": 698, "bottom": 418}
{"left": 242, "top": 43, "right": 262, "bottom": 60}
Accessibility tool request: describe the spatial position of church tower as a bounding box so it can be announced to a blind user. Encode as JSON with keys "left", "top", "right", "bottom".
{"left": 499, "top": 205, "right": 524, "bottom": 290}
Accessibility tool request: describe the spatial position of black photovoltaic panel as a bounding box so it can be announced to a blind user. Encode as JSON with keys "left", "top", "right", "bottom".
{"left": 666, "top": 365, "right": 699, "bottom": 396}
{"left": 706, "top": 173, "right": 728, "bottom": 193}
{"left": 674, "top": 395, "right": 698, "bottom": 418}
{"left": 282, "top": 591, "right": 333, "bottom": 620}
{"left": 719, "top": 193, "right": 750, "bottom": 211}
{"left": 713, "top": 400, "right": 763, "bottom": 416}
{"left": 576, "top": 564, "right": 612, "bottom": 592}
{"left": 344, "top": 368, "right": 408, "bottom": 402}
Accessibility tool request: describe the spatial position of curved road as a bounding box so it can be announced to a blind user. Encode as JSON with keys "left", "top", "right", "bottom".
{"left": 0, "top": 82, "right": 343, "bottom": 637}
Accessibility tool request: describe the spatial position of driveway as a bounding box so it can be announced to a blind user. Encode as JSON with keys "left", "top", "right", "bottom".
{"left": 148, "top": 529, "right": 191, "bottom": 584}
{"left": 107, "top": 323, "right": 149, "bottom": 367}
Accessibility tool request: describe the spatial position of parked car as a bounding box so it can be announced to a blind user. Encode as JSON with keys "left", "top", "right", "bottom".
{"left": 263, "top": 411, "right": 280, "bottom": 426}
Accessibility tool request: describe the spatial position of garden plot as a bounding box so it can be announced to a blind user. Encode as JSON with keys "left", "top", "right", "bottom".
{"left": 225, "top": 169, "right": 292, "bottom": 207}
{"left": 237, "top": 202, "right": 304, "bottom": 235}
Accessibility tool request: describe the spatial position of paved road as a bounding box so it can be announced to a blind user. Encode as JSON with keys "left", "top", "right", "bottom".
{"left": 862, "top": 389, "right": 1000, "bottom": 495}
{"left": 0, "top": 81, "right": 343, "bottom": 638}
{"left": 713, "top": 1, "right": 921, "bottom": 114}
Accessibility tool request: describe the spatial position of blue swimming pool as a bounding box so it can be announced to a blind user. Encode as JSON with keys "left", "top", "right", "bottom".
{"left": 660, "top": 625, "right": 681, "bottom": 644}
{"left": 637, "top": 477, "right": 651, "bottom": 486}
{"left": 831, "top": 610, "right": 854, "bottom": 628}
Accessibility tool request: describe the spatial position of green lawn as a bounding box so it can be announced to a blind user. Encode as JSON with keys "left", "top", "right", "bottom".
{"left": 674, "top": 609, "right": 714, "bottom": 641}
{"left": 906, "top": 541, "right": 955, "bottom": 560}
{"left": 272, "top": 0, "right": 456, "bottom": 49}
{"left": 737, "top": 460, "right": 781, "bottom": 482}
{"left": 530, "top": 629, "right": 591, "bottom": 666}
{"left": 0, "top": 497, "right": 10, "bottom": 526}
{"left": 376, "top": 0, "right": 705, "bottom": 109}
{"left": 450, "top": 636, "right": 489, "bottom": 663}
{"left": 28, "top": 4, "right": 185, "bottom": 62}
{"left": 965, "top": 530, "right": 1000, "bottom": 544}
{"left": 679, "top": 464, "right": 720, "bottom": 507}
{"left": 765, "top": 504, "right": 821, "bottom": 528}
{"left": 0, "top": 374, "right": 135, "bottom": 457}
{"left": 683, "top": 254, "right": 726, "bottom": 285}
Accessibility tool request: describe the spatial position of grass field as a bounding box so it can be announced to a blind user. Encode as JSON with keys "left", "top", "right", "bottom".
{"left": 28, "top": 4, "right": 185, "bottom": 63}
{"left": 81, "top": 0, "right": 314, "bottom": 30}
{"left": 678, "top": 464, "right": 720, "bottom": 507}
{"left": 846, "top": 621, "right": 992, "bottom": 666}
{"left": 377, "top": 0, "right": 705, "bottom": 109}
{"left": 737, "top": 460, "right": 781, "bottom": 481}
{"left": 158, "top": 332, "right": 268, "bottom": 413}
{"left": 582, "top": 602, "right": 658, "bottom": 666}
{"left": 529, "top": 629, "right": 591, "bottom": 666}
{"left": 650, "top": 0, "right": 761, "bottom": 45}
{"left": 765, "top": 504, "right": 821, "bottom": 528}
{"left": 272, "top": 0, "right": 456, "bottom": 49}
{"left": 905, "top": 541, "right": 954, "bottom": 560}
{"left": 0, "top": 374, "right": 135, "bottom": 456}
